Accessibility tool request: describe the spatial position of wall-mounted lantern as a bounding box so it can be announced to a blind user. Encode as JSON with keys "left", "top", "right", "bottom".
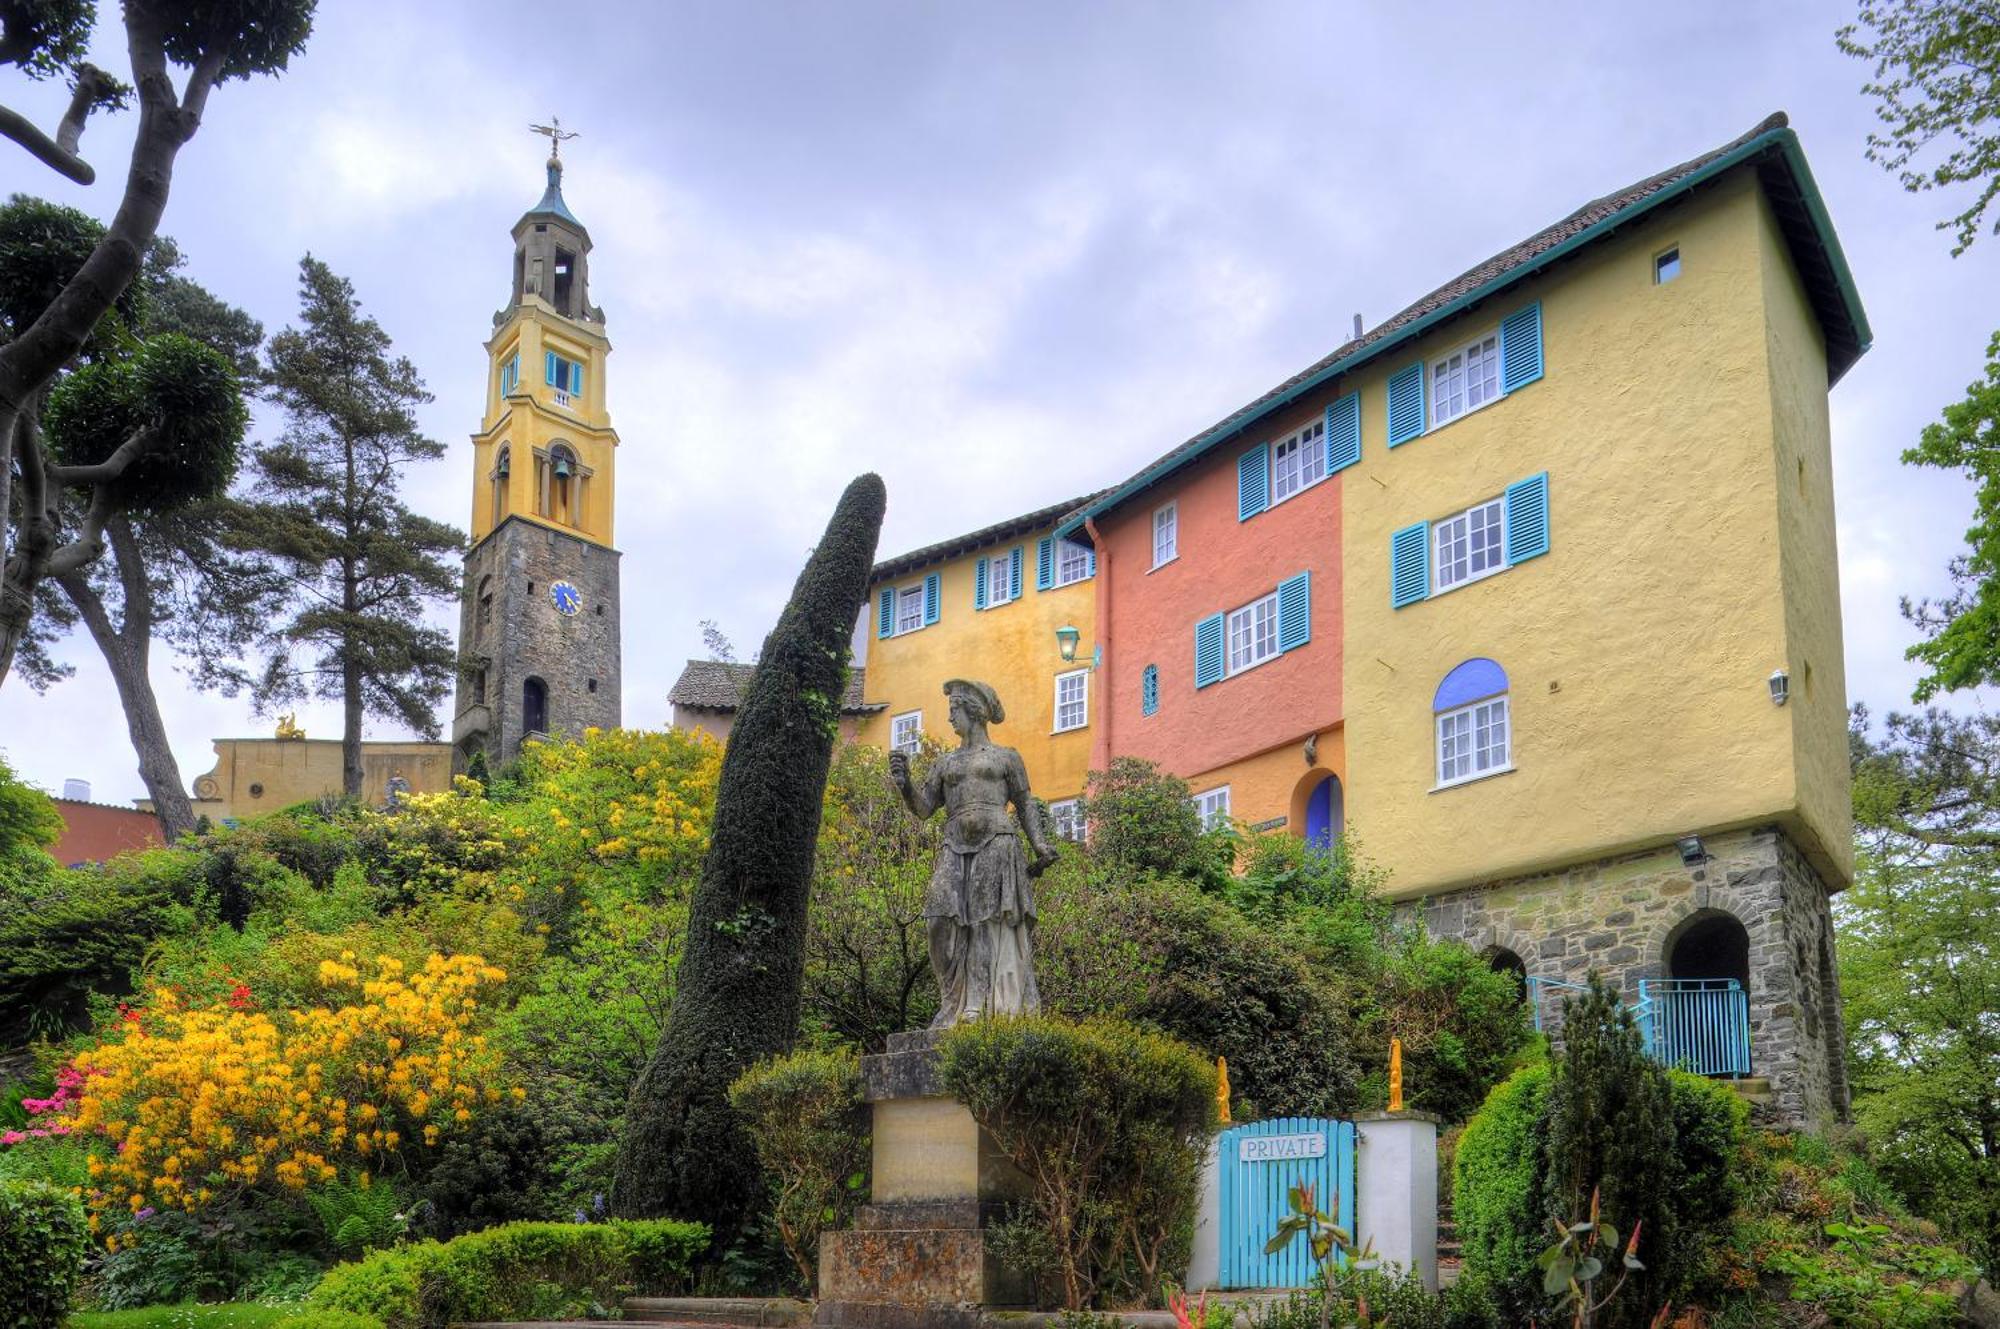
{"left": 1055, "top": 624, "right": 1080, "bottom": 663}
{"left": 1768, "top": 669, "right": 1790, "bottom": 706}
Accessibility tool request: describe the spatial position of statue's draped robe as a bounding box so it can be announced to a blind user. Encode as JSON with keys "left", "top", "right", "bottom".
{"left": 915, "top": 743, "right": 1040, "bottom": 1025}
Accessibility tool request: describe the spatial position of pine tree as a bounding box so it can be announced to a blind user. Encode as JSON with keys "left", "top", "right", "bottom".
{"left": 612, "top": 472, "right": 886, "bottom": 1235}
{"left": 1541, "top": 974, "right": 1676, "bottom": 1329}
{"left": 234, "top": 257, "right": 464, "bottom": 797}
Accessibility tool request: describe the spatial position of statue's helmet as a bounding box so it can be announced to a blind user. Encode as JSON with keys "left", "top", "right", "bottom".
{"left": 942, "top": 678, "right": 1004, "bottom": 725}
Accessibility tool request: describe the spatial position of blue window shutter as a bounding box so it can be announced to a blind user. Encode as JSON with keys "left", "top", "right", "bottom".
{"left": 1037, "top": 538, "right": 1054, "bottom": 591}
{"left": 545, "top": 351, "right": 558, "bottom": 386}
{"left": 1194, "top": 613, "right": 1226, "bottom": 688}
{"left": 1387, "top": 363, "right": 1425, "bottom": 446}
{"left": 1086, "top": 546, "right": 1097, "bottom": 578}
{"left": 1142, "top": 665, "right": 1160, "bottom": 716}
{"left": 1326, "top": 394, "right": 1361, "bottom": 474}
{"left": 877, "top": 588, "right": 894, "bottom": 638}
{"left": 573, "top": 361, "right": 585, "bottom": 397}
{"left": 1391, "top": 522, "right": 1431, "bottom": 608}
{"left": 974, "top": 558, "right": 989, "bottom": 610}
{"left": 1010, "top": 547, "right": 1024, "bottom": 600}
{"left": 1237, "top": 443, "right": 1270, "bottom": 521}
{"left": 1500, "top": 302, "right": 1544, "bottom": 393}
{"left": 1277, "top": 571, "right": 1312, "bottom": 651}
{"left": 1505, "top": 471, "right": 1551, "bottom": 564}
{"left": 923, "top": 572, "right": 941, "bottom": 625}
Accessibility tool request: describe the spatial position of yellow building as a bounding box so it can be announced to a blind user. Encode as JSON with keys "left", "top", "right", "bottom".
{"left": 182, "top": 735, "right": 451, "bottom": 824}
{"left": 846, "top": 114, "right": 1866, "bottom": 1124}
{"left": 849, "top": 496, "right": 1102, "bottom": 835}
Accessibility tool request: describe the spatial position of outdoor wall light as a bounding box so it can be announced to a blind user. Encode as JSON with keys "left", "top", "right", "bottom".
{"left": 1675, "top": 835, "right": 1707, "bottom": 867}
{"left": 1055, "top": 625, "right": 1080, "bottom": 662}
{"left": 1768, "top": 669, "right": 1790, "bottom": 706}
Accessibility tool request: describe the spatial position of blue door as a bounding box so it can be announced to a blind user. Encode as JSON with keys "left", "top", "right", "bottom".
{"left": 1217, "top": 1117, "right": 1356, "bottom": 1288}
{"left": 1303, "top": 775, "right": 1342, "bottom": 848}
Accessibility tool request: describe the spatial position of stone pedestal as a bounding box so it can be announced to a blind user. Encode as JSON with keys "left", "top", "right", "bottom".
{"left": 816, "top": 1031, "right": 1033, "bottom": 1326}
{"left": 1355, "top": 1110, "right": 1439, "bottom": 1292}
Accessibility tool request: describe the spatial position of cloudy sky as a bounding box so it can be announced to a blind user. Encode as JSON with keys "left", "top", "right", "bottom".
{"left": 3, "top": 0, "right": 1996, "bottom": 804}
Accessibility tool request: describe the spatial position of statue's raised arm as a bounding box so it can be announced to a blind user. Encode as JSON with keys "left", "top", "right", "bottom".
{"left": 890, "top": 678, "right": 1044, "bottom": 1027}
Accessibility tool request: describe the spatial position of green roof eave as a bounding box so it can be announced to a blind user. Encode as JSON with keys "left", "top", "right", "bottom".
{"left": 1055, "top": 124, "right": 1870, "bottom": 542}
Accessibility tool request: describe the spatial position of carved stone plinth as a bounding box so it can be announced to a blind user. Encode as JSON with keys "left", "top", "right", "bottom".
{"left": 815, "top": 1031, "right": 1033, "bottom": 1325}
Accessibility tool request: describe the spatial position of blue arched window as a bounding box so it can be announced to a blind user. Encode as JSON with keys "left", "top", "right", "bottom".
{"left": 1433, "top": 658, "right": 1510, "bottom": 788}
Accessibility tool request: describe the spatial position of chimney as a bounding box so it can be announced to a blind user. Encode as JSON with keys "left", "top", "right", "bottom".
{"left": 1352, "top": 313, "right": 1364, "bottom": 340}
{"left": 61, "top": 778, "right": 90, "bottom": 802}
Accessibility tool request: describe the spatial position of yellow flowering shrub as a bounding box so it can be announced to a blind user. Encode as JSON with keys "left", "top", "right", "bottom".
{"left": 505, "top": 727, "right": 721, "bottom": 874}
{"left": 61, "top": 952, "right": 515, "bottom": 1235}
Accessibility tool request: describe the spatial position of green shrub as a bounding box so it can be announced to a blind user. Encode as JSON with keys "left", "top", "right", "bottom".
{"left": 1078, "top": 757, "right": 1229, "bottom": 883}
{"left": 309, "top": 1218, "right": 709, "bottom": 1329}
{"left": 728, "top": 1046, "right": 868, "bottom": 1291}
{"left": 937, "top": 1014, "right": 1215, "bottom": 1310}
{"left": 1452, "top": 1063, "right": 1551, "bottom": 1323}
{"left": 0, "top": 1178, "right": 88, "bottom": 1329}
{"left": 72, "top": 1308, "right": 383, "bottom": 1329}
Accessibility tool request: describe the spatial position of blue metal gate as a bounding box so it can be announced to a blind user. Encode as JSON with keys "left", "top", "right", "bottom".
{"left": 1217, "top": 1117, "right": 1356, "bottom": 1289}
{"left": 1638, "top": 978, "right": 1752, "bottom": 1076}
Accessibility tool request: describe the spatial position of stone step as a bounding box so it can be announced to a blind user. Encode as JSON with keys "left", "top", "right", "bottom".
{"left": 622, "top": 1300, "right": 812, "bottom": 1327}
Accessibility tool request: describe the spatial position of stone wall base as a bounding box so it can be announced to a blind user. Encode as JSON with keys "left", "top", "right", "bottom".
{"left": 1405, "top": 826, "right": 1849, "bottom": 1128}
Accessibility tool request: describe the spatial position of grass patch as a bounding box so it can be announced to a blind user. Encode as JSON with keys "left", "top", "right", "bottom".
{"left": 72, "top": 1306, "right": 383, "bottom": 1329}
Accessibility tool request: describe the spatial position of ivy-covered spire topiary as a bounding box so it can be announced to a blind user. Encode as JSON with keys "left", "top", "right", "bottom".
{"left": 612, "top": 472, "right": 886, "bottom": 1236}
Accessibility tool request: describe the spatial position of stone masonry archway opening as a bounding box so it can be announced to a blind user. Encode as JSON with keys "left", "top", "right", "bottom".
{"left": 1485, "top": 945, "right": 1528, "bottom": 1003}
{"left": 1666, "top": 909, "right": 1751, "bottom": 988}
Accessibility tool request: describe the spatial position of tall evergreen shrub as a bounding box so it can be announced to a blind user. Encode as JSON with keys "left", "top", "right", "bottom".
{"left": 612, "top": 474, "right": 886, "bottom": 1236}
{"left": 1452, "top": 1064, "right": 1552, "bottom": 1324}
{"left": 0, "top": 1178, "right": 89, "bottom": 1329}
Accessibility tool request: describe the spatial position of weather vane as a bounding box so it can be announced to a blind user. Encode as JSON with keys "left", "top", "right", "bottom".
{"left": 529, "top": 115, "right": 580, "bottom": 160}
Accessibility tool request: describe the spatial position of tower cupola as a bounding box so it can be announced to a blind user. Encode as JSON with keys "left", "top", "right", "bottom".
{"left": 509, "top": 151, "right": 601, "bottom": 325}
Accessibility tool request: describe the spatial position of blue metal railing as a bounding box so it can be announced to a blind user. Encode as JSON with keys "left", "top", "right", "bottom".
{"left": 1526, "top": 976, "right": 1751, "bottom": 1078}
{"left": 1639, "top": 978, "right": 1752, "bottom": 1076}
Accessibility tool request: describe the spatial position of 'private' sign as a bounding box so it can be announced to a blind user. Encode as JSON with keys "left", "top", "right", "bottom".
{"left": 1238, "top": 1131, "right": 1326, "bottom": 1163}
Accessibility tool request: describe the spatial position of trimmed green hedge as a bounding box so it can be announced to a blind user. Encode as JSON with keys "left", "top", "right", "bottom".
{"left": 1, "top": 1178, "right": 88, "bottom": 1329}
{"left": 308, "top": 1219, "right": 708, "bottom": 1329}
{"left": 1451, "top": 1063, "right": 1551, "bottom": 1323}
{"left": 72, "top": 1307, "right": 383, "bottom": 1329}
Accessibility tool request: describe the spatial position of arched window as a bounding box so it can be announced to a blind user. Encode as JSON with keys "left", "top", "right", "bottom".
{"left": 476, "top": 576, "right": 493, "bottom": 637}
{"left": 523, "top": 676, "right": 548, "bottom": 738}
{"left": 1433, "top": 658, "right": 1510, "bottom": 788}
{"left": 1141, "top": 664, "right": 1159, "bottom": 716}
{"left": 1485, "top": 946, "right": 1529, "bottom": 1003}
{"left": 537, "top": 444, "right": 584, "bottom": 527}
{"left": 492, "top": 446, "right": 511, "bottom": 521}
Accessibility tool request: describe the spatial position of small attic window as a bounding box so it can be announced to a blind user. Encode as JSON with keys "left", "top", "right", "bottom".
{"left": 1654, "top": 247, "right": 1681, "bottom": 285}
{"left": 535, "top": 223, "right": 548, "bottom": 233}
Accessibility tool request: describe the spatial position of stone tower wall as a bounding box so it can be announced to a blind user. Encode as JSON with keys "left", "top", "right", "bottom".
{"left": 1405, "top": 826, "right": 1849, "bottom": 1128}
{"left": 455, "top": 516, "right": 622, "bottom": 769}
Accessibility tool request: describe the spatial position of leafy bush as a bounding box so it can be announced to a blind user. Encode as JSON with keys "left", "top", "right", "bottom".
{"left": 308, "top": 1218, "right": 709, "bottom": 1329}
{"left": 728, "top": 1046, "right": 868, "bottom": 1290}
{"left": 937, "top": 1014, "right": 1215, "bottom": 1310}
{"left": 1079, "top": 757, "right": 1230, "bottom": 883}
{"left": 1037, "top": 873, "right": 1360, "bottom": 1120}
{"left": 0, "top": 1178, "right": 88, "bottom": 1329}
{"left": 1452, "top": 1063, "right": 1551, "bottom": 1323}
{"left": 72, "top": 1308, "right": 383, "bottom": 1329}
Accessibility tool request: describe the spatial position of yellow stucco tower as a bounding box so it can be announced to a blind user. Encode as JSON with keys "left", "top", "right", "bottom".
{"left": 451, "top": 142, "right": 623, "bottom": 772}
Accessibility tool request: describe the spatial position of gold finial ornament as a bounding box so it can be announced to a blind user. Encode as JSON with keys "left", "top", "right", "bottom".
{"left": 1215, "top": 1056, "right": 1232, "bottom": 1124}
{"left": 1388, "top": 1037, "right": 1404, "bottom": 1112}
{"left": 275, "top": 713, "right": 305, "bottom": 741}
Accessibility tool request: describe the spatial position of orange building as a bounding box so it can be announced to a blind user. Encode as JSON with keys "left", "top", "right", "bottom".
{"left": 51, "top": 798, "right": 163, "bottom": 866}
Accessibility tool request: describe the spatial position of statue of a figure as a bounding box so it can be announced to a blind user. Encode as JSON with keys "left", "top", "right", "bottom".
{"left": 889, "top": 678, "right": 1057, "bottom": 1027}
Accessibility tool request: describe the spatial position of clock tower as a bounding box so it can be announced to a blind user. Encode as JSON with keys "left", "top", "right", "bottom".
{"left": 451, "top": 136, "right": 622, "bottom": 772}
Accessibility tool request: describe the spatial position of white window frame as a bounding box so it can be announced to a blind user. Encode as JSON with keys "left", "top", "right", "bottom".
{"left": 1151, "top": 502, "right": 1178, "bottom": 570}
{"left": 891, "top": 709, "right": 923, "bottom": 756}
{"left": 1431, "top": 495, "right": 1508, "bottom": 595}
{"left": 1053, "top": 668, "right": 1089, "bottom": 733}
{"left": 894, "top": 584, "right": 925, "bottom": 636}
{"left": 1269, "top": 418, "right": 1328, "bottom": 506}
{"left": 1654, "top": 246, "right": 1681, "bottom": 285}
{"left": 1192, "top": 785, "right": 1232, "bottom": 830}
{"left": 1225, "top": 590, "right": 1280, "bottom": 677}
{"left": 986, "top": 554, "right": 1015, "bottom": 607}
{"left": 1054, "top": 538, "right": 1093, "bottom": 588}
{"left": 1048, "top": 797, "right": 1085, "bottom": 842}
{"left": 1428, "top": 332, "right": 1501, "bottom": 430}
{"left": 1434, "top": 695, "right": 1511, "bottom": 790}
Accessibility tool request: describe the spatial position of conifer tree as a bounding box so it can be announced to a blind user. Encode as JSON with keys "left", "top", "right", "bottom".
{"left": 613, "top": 472, "right": 886, "bottom": 1235}
{"left": 234, "top": 257, "right": 464, "bottom": 798}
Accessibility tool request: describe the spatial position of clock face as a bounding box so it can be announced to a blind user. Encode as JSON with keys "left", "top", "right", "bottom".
{"left": 551, "top": 580, "right": 582, "bottom": 616}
